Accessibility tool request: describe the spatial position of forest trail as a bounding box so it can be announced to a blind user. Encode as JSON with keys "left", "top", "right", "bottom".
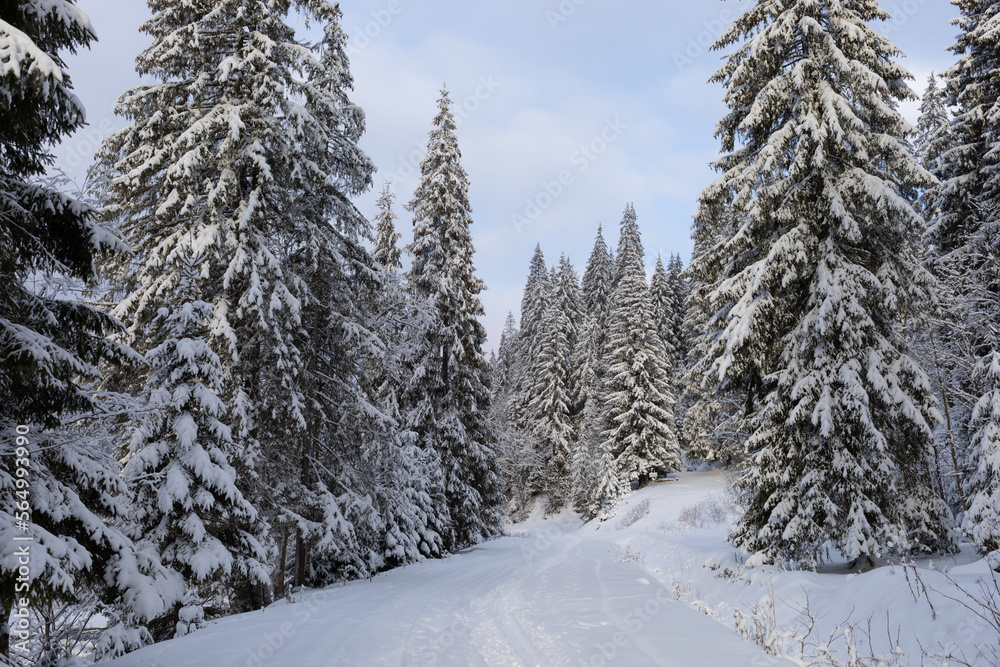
{"left": 110, "top": 477, "right": 791, "bottom": 667}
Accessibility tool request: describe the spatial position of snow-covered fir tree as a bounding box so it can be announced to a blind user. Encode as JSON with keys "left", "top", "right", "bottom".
{"left": 555, "top": 255, "right": 585, "bottom": 411}
{"left": 122, "top": 256, "right": 268, "bottom": 630}
{"left": 101, "top": 0, "right": 399, "bottom": 602}
{"left": 603, "top": 205, "right": 680, "bottom": 490}
{"left": 511, "top": 245, "right": 550, "bottom": 429}
{"left": 568, "top": 226, "right": 616, "bottom": 513}
{"left": 570, "top": 394, "right": 605, "bottom": 518}
{"left": 666, "top": 254, "right": 689, "bottom": 369}
{"left": 703, "top": 0, "right": 951, "bottom": 568}
{"left": 493, "top": 312, "right": 538, "bottom": 515}
{"left": 494, "top": 312, "right": 519, "bottom": 400}
{"left": 612, "top": 206, "right": 642, "bottom": 290}
{"left": 591, "top": 439, "right": 624, "bottom": 518}
{"left": 366, "top": 271, "right": 446, "bottom": 566}
{"left": 0, "top": 2, "right": 186, "bottom": 659}
{"left": 373, "top": 182, "right": 402, "bottom": 272}
{"left": 912, "top": 118, "right": 971, "bottom": 525}
{"left": 683, "top": 205, "right": 750, "bottom": 464}
{"left": 403, "top": 88, "right": 504, "bottom": 549}
{"left": 927, "top": 1, "right": 1000, "bottom": 551}
{"left": 237, "top": 4, "right": 391, "bottom": 590}
{"left": 929, "top": 1, "right": 1000, "bottom": 261}
{"left": 652, "top": 255, "right": 689, "bottom": 443}
{"left": 650, "top": 256, "right": 678, "bottom": 366}
{"left": 580, "top": 224, "right": 615, "bottom": 358}
{"left": 913, "top": 73, "right": 950, "bottom": 217}
{"left": 526, "top": 270, "right": 577, "bottom": 506}
{"left": 665, "top": 254, "right": 692, "bottom": 437}
{"left": 520, "top": 245, "right": 550, "bottom": 346}
{"left": 962, "top": 205, "right": 1000, "bottom": 549}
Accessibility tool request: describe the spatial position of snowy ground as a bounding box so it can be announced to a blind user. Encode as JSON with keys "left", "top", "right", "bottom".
{"left": 109, "top": 473, "right": 998, "bottom": 666}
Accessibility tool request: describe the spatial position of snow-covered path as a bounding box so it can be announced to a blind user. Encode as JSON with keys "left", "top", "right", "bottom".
{"left": 111, "top": 486, "right": 789, "bottom": 666}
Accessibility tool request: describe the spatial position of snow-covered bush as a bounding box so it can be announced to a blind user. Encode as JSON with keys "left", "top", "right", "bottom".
{"left": 615, "top": 498, "right": 651, "bottom": 530}
{"left": 677, "top": 493, "right": 738, "bottom": 529}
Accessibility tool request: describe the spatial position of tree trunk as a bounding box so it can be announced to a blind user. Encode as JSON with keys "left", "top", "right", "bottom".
{"left": 294, "top": 530, "right": 306, "bottom": 588}
{"left": 928, "top": 325, "right": 969, "bottom": 511}
{"left": 274, "top": 524, "right": 288, "bottom": 598}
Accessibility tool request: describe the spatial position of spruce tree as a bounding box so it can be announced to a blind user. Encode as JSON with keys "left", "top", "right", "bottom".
{"left": 702, "top": 0, "right": 951, "bottom": 568}
{"left": 929, "top": 1, "right": 1000, "bottom": 550}
{"left": 912, "top": 72, "right": 967, "bottom": 514}
{"left": 683, "top": 207, "right": 749, "bottom": 464}
{"left": 929, "top": 1, "right": 1000, "bottom": 259}
{"left": 520, "top": 244, "right": 549, "bottom": 351}
{"left": 612, "top": 205, "right": 642, "bottom": 289}
{"left": 653, "top": 255, "right": 690, "bottom": 445}
{"left": 964, "top": 287, "right": 1000, "bottom": 551}
{"left": 570, "top": 394, "right": 605, "bottom": 518}
{"left": 404, "top": 88, "right": 504, "bottom": 549}
{"left": 495, "top": 312, "right": 519, "bottom": 398}
{"left": 526, "top": 273, "right": 576, "bottom": 505}
{"left": 369, "top": 266, "right": 446, "bottom": 565}
{"left": 511, "top": 246, "right": 549, "bottom": 430}
{"left": 122, "top": 257, "right": 268, "bottom": 619}
{"left": 102, "top": 0, "right": 386, "bottom": 598}
{"left": 248, "top": 5, "right": 389, "bottom": 589}
{"left": 575, "top": 228, "right": 614, "bottom": 395}
{"left": 650, "top": 256, "right": 678, "bottom": 362}
{"left": 581, "top": 224, "right": 615, "bottom": 358}
{"left": 591, "top": 440, "right": 623, "bottom": 518}
{"left": 0, "top": 2, "right": 183, "bottom": 658}
{"left": 493, "top": 312, "right": 536, "bottom": 514}
{"left": 666, "top": 254, "right": 689, "bottom": 368}
{"left": 569, "top": 226, "right": 616, "bottom": 512}
{"left": 914, "top": 74, "right": 950, "bottom": 202}
{"left": 603, "top": 206, "right": 680, "bottom": 490}
{"left": 373, "top": 182, "right": 402, "bottom": 272}
{"left": 555, "top": 255, "right": 585, "bottom": 410}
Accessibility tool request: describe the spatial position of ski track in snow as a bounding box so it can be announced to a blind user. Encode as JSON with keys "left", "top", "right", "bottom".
{"left": 110, "top": 476, "right": 794, "bottom": 667}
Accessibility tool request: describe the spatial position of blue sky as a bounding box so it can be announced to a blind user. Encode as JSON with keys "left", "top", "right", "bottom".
{"left": 57, "top": 0, "right": 961, "bottom": 351}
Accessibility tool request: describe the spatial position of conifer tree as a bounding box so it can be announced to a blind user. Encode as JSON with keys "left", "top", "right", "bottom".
{"left": 520, "top": 245, "right": 549, "bottom": 351}
{"left": 650, "top": 256, "right": 678, "bottom": 361}
{"left": 404, "top": 88, "right": 504, "bottom": 549}
{"left": 683, "top": 206, "right": 749, "bottom": 463}
{"left": 581, "top": 225, "right": 615, "bottom": 358}
{"left": 964, "top": 270, "right": 1000, "bottom": 551}
{"left": 569, "top": 226, "right": 616, "bottom": 511}
{"left": 652, "top": 255, "right": 689, "bottom": 442}
{"left": 928, "top": 1, "right": 1000, "bottom": 550}
{"left": 555, "top": 255, "right": 585, "bottom": 410}
{"left": 102, "top": 0, "right": 386, "bottom": 598}
{"left": 373, "top": 182, "right": 402, "bottom": 272}
{"left": 929, "top": 1, "right": 1000, "bottom": 259}
{"left": 570, "top": 396, "right": 605, "bottom": 518}
{"left": 122, "top": 256, "right": 268, "bottom": 622}
{"left": 914, "top": 75, "right": 950, "bottom": 185}
{"left": 612, "top": 205, "right": 642, "bottom": 289}
{"left": 702, "top": 0, "right": 951, "bottom": 568}
{"left": 603, "top": 206, "right": 680, "bottom": 489}
{"left": 495, "top": 312, "right": 519, "bottom": 398}
{"left": 511, "top": 246, "right": 550, "bottom": 429}
{"left": 0, "top": 2, "right": 181, "bottom": 658}
{"left": 492, "top": 311, "right": 537, "bottom": 514}
{"left": 527, "top": 274, "right": 577, "bottom": 505}
{"left": 912, "top": 73, "right": 967, "bottom": 513}
{"left": 591, "top": 440, "right": 623, "bottom": 518}
{"left": 666, "top": 254, "right": 689, "bottom": 368}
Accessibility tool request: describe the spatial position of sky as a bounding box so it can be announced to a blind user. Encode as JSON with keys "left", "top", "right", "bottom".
{"left": 55, "top": 0, "right": 961, "bottom": 351}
